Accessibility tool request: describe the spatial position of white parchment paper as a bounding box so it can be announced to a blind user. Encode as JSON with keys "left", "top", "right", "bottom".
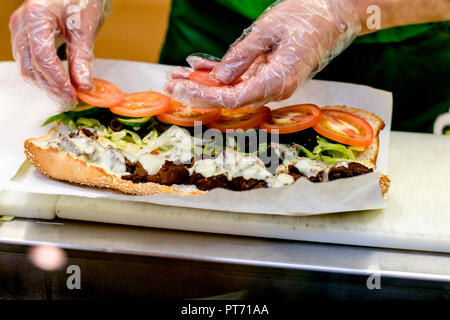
{"left": 0, "top": 59, "right": 392, "bottom": 215}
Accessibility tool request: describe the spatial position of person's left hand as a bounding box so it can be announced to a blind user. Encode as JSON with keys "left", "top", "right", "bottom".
{"left": 9, "top": 0, "right": 110, "bottom": 106}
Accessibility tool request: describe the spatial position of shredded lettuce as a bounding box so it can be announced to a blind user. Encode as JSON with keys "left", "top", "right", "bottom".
{"left": 75, "top": 117, "right": 103, "bottom": 128}
{"left": 106, "top": 128, "right": 143, "bottom": 146}
{"left": 295, "top": 144, "right": 319, "bottom": 160}
{"left": 122, "top": 129, "right": 143, "bottom": 145}
{"left": 110, "top": 131, "right": 127, "bottom": 141}
{"left": 295, "top": 136, "right": 357, "bottom": 165}
{"left": 142, "top": 129, "right": 159, "bottom": 144}
{"left": 0, "top": 215, "right": 15, "bottom": 222}
{"left": 314, "top": 136, "right": 355, "bottom": 160}
{"left": 319, "top": 156, "right": 354, "bottom": 166}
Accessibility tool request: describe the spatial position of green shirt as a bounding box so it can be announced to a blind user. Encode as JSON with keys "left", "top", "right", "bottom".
{"left": 160, "top": 0, "right": 450, "bottom": 133}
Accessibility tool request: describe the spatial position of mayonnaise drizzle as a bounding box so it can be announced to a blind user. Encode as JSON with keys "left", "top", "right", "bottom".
{"left": 41, "top": 124, "right": 343, "bottom": 188}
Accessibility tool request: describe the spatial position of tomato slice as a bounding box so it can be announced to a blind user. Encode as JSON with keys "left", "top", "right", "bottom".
{"left": 156, "top": 100, "right": 221, "bottom": 126}
{"left": 109, "top": 92, "right": 171, "bottom": 117}
{"left": 188, "top": 70, "right": 243, "bottom": 87}
{"left": 77, "top": 78, "right": 124, "bottom": 108}
{"left": 207, "top": 106, "right": 271, "bottom": 132}
{"left": 260, "top": 104, "right": 321, "bottom": 134}
{"left": 313, "top": 109, "right": 374, "bottom": 147}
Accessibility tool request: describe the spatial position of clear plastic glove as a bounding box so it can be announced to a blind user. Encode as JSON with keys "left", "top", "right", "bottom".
{"left": 164, "top": 0, "right": 361, "bottom": 109}
{"left": 9, "top": 0, "right": 111, "bottom": 106}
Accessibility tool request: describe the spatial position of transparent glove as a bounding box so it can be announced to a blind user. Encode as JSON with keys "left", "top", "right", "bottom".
{"left": 164, "top": 0, "right": 361, "bottom": 109}
{"left": 9, "top": 0, "right": 111, "bottom": 106}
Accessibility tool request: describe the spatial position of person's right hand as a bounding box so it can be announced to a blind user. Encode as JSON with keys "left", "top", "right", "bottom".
{"left": 9, "top": 0, "right": 110, "bottom": 106}
{"left": 164, "top": 0, "right": 361, "bottom": 110}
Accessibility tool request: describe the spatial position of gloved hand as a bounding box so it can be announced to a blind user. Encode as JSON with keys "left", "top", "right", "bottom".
{"left": 164, "top": 0, "right": 362, "bottom": 109}
{"left": 9, "top": 0, "right": 111, "bottom": 106}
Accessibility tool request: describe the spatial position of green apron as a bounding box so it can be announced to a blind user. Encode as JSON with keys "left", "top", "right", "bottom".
{"left": 160, "top": 0, "right": 450, "bottom": 133}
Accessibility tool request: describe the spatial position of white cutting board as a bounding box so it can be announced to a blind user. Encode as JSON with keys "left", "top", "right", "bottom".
{"left": 1, "top": 131, "right": 450, "bottom": 253}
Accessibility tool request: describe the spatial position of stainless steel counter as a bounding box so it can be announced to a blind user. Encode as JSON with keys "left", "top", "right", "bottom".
{"left": 0, "top": 217, "right": 449, "bottom": 299}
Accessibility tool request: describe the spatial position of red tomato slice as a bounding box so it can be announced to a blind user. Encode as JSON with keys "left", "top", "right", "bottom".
{"left": 313, "top": 109, "right": 374, "bottom": 147}
{"left": 188, "top": 70, "right": 243, "bottom": 87}
{"left": 260, "top": 104, "right": 321, "bottom": 134}
{"left": 109, "top": 92, "right": 171, "bottom": 117}
{"left": 77, "top": 78, "right": 124, "bottom": 108}
{"left": 206, "top": 106, "right": 271, "bottom": 132}
{"left": 156, "top": 100, "right": 221, "bottom": 126}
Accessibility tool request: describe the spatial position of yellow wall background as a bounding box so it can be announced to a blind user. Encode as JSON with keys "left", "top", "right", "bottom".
{"left": 0, "top": 0, "right": 171, "bottom": 62}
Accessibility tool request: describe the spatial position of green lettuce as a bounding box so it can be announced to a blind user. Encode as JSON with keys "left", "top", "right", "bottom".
{"left": 314, "top": 136, "right": 355, "bottom": 160}
{"left": 42, "top": 113, "right": 67, "bottom": 126}
{"left": 42, "top": 102, "right": 100, "bottom": 127}
{"left": 295, "top": 136, "right": 356, "bottom": 165}
{"left": 107, "top": 127, "right": 143, "bottom": 146}
{"left": 122, "top": 130, "right": 143, "bottom": 145}
{"left": 142, "top": 129, "right": 159, "bottom": 144}
{"left": 75, "top": 117, "right": 103, "bottom": 128}
{"left": 295, "top": 144, "right": 319, "bottom": 160}
{"left": 109, "top": 131, "right": 127, "bottom": 141}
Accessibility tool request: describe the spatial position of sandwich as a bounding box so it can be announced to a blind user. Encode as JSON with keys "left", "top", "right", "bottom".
{"left": 24, "top": 78, "right": 390, "bottom": 196}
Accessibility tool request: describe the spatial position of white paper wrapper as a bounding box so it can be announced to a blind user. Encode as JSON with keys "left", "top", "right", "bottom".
{"left": 0, "top": 59, "right": 392, "bottom": 215}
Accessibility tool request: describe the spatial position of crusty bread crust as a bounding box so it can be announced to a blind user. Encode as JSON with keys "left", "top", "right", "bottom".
{"left": 24, "top": 139, "right": 204, "bottom": 196}
{"left": 322, "top": 105, "right": 385, "bottom": 169}
{"left": 379, "top": 174, "right": 390, "bottom": 197}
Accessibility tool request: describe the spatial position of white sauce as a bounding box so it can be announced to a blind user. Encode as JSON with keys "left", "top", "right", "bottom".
{"left": 46, "top": 126, "right": 127, "bottom": 176}
{"left": 335, "top": 161, "right": 349, "bottom": 168}
{"left": 267, "top": 173, "right": 295, "bottom": 188}
{"left": 138, "top": 153, "right": 165, "bottom": 175}
{"left": 294, "top": 158, "right": 327, "bottom": 178}
{"left": 71, "top": 136, "right": 96, "bottom": 156}
{"left": 271, "top": 144, "right": 298, "bottom": 166}
{"left": 222, "top": 149, "right": 272, "bottom": 181}
{"left": 138, "top": 126, "right": 194, "bottom": 165}
{"left": 191, "top": 148, "right": 295, "bottom": 188}
{"left": 190, "top": 158, "right": 227, "bottom": 178}
{"left": 95, "top": 146, "right": 126, "bottom": 174}
{"left": 42, "top": 124, "right": 348, "bottom": 188}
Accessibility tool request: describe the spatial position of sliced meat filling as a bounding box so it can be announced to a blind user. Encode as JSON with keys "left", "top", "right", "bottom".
{"left": 328, "top": 162, "right": 373, "bottom": 181}
{"left": 288, "top": 162, "right": 373, "bottom": 182}
{"left": 287, "top": 165, "right": 303, "bottom": 181}
{"left": 288, "top": 165, "right": 325, "bottom": 182}
{"left": 229, "top": 177, "right": 267, "bottom": 191}
{"left": 81, "top": 128, "right": 97, "bottom": 139}
{"left": 146, "top": 161, "right": 190, "bottom": 185}
{"left": 187, "top": 173, "right": 229, "bottom": 191}
{"left": 187, "top": 173, "right": 267, "bottom": 191}
{"left": 123, "top": 160, "right": 266, "bottom": 191}
{"left": 122, "top": 158, "right": 372, "bottom": 190}
{"left": 122, "top": 160, "right": 189, "bottom": 185}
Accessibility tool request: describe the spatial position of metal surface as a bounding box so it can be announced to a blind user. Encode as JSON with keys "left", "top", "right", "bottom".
{"left": 0, "top": 217, "right": 449, "bottom": 283}
{"left": 2, "top": 131, "right": 449, "bottom": 254}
